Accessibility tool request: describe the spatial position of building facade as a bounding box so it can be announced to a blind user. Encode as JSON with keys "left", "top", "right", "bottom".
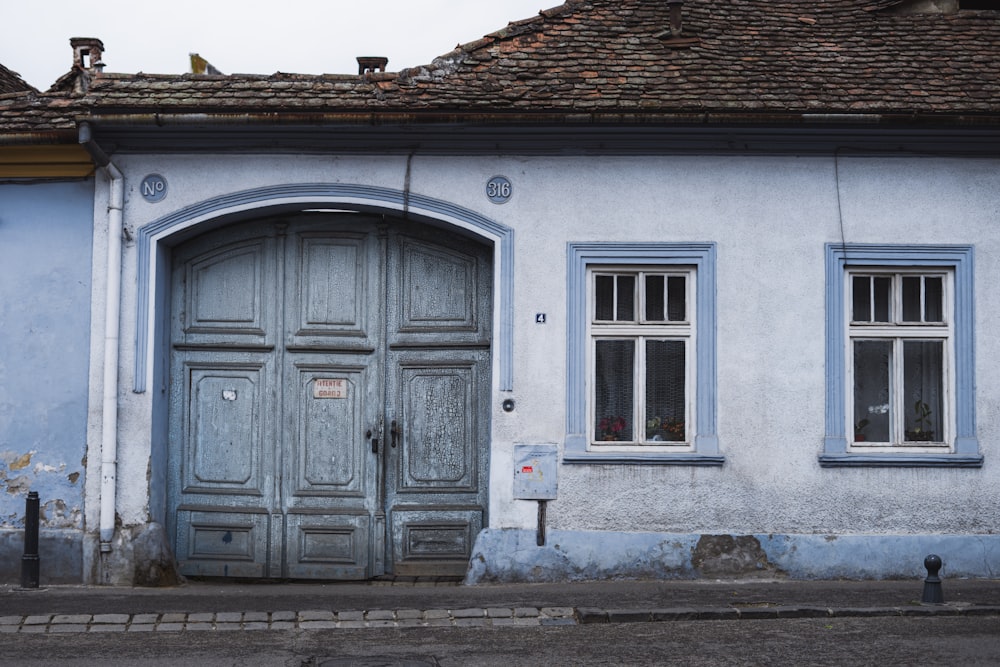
{"left": 0, "top": 59, "right": 96, "bottom": 582}
{"left": 2, "top": 0, "right": 1000, "bottom": 585}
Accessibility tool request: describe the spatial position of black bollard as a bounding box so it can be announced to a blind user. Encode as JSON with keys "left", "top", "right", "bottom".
{"left": 20, "top": 491, "right": 40, "bottom": 589}
{"left": 921, "top": 554, "right": 944, "bottom": 604}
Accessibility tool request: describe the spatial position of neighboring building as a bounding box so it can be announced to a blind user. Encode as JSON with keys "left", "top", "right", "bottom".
{"left": 0, "top": 52, "right": 95, "bottom": 582}
{"left": 2, "top": 0, "right": 999, "bottom": 585}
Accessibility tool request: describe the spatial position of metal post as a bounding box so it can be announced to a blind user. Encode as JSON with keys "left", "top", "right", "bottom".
{"left": 20, "top": 491, "right": 40, "bottom": 589}
{"left": 921, "top": 554, "right": 944, "bottom": 604}
{"left": 536, "top": 500, "right": 547, "bottom": 547}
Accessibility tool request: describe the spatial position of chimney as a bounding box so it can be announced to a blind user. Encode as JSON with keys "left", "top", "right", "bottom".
{"left": 656, "top": 1, "right": 697, "bottom": 47}
{"left": 357, "top": 56, "right": 389, "bottom": 75}
{"left": 666, "top": 0, "right": 684, "bottom": 38}
{"left": 70, "top": 37, "right": 105, "bottom": 72}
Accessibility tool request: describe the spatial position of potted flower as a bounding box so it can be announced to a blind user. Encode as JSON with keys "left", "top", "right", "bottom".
{"left": 598, "top": 415, "right": 627, "bottom": 441}
{"left": 854, "top": 418, "right": 870, "bottom": 442}
{"left": 906, "top": 401, "right": 936, "bottom": 441}
{"left": 645, "top": 416, "right": 685, "bottom": 442}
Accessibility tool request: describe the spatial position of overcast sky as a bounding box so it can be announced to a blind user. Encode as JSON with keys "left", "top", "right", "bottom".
{"left": 2, "top": 1, "right": 553, "bottom": 90}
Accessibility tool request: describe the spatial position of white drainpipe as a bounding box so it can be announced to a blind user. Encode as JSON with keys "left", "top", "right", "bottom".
{"left": 79, "top": 122, "right": 123, "bottom": 552}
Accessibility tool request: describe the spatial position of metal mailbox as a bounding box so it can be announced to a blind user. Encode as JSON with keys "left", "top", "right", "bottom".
{"left": 513, "top": 444, "right": 558, "bottom": 500}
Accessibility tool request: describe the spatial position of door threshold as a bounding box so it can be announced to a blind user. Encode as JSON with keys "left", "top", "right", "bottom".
{"left": 182, "top": 575, "right": 464, "bottom": 586}
{"left": 369, "top": 575, "right": 463, "bottom": 587}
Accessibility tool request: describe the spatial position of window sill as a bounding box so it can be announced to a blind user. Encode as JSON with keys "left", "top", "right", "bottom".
{"left": 563, "top": 451, "right": 725, "bottom": 466}
{"left": 818, "top": 453, "right": 983, "bottom": 468}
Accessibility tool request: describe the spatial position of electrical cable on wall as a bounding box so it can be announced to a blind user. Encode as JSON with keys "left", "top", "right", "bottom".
{"left": 835, "top": 148, "right": 850, "bottom": 267}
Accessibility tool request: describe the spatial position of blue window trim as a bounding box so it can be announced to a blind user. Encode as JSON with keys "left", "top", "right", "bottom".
{"left": 822, "top": 243, "right": 981, "bottom": 468}
{"left": 564, "top": 242, "right": 722, "bottom": 466}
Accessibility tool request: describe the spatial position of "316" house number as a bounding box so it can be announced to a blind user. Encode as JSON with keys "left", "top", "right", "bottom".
{"left": 486, "top": 176, "right": 512, "bottom": 204}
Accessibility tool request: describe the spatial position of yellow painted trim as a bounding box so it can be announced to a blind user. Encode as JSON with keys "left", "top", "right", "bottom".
{"left": 0, "top": 145, "right": 94, "bottom": 177}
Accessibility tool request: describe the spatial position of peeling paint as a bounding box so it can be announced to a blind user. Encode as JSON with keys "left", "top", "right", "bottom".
{"left": 4, "top": 475, "right": 31, "bottom": 495}
{"left": 1, "top": 450, "right": 85, "bottom": 529}
{"left": 4, "top": 451, "right": 33, "bottom": 471}
{"left": 691, "top": 535, "right": 776, "bottom": 577}
{"left": 33, "top": 462, "right": 66, "bottom": 474}
{"left": 40, "top": 499, "right": 82, "bottom": 528}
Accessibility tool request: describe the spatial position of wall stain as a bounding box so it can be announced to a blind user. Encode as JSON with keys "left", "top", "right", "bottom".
{"left": 8, "top": 452, "right": 32, "bottom": 471}
{"left": 40, "top": 499, "right": 82, "bottom": 528}
{"left": 691, "top": 535, "right": 779, "bottom": 577}
{"left": 4, "top": 475, "right": 31, "bottom": 495}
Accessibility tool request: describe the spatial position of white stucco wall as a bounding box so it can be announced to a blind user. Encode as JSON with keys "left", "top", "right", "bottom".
{"left": 85, "top": 151, "right": 1000, "bottom": 581}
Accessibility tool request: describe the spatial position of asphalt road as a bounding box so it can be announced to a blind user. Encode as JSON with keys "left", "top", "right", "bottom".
{"left": 2, "top": 616, "right": 998, "bottom": 666}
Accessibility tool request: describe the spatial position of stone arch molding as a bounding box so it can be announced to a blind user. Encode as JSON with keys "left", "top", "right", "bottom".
{"left": 133, "top": 183, "right": 514, "bottom": 393}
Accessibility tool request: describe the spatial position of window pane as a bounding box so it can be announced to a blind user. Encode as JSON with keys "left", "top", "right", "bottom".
{"left": 645, "top": 275, "right": 665, "bottom": 321}
{"left": 595, "top": 275, "right": 614, "bottom": 321}
{"left": 616, "top": 275, "right": 635, "bottom": 321}
{"left": 902, "top": 276, "right": 921, "bottom": 322}
{"left": 667, "top": 276, "right": 686, "bottom": 321}
{"left": 645, "top": 340, "right": 686, "bottom": 442}
{"left": 853, "top": 340, "right": 892, "bottom": 442}
{"left": 925, "top": 277, "right": 943, "bottom": 322}
{"left": 903, "top": 341, "right": 943, "bottom": 442}
{"left": 594, "top": 340, "right": 634, "bottom": 441}
{"left": 873, "top": 277, "right": 891, "bottom": 322}
{"left": 852, "top": 276, "right": 871, "bottom": 322}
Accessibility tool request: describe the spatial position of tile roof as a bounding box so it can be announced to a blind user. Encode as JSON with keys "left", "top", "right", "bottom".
{"left": 3, "top": 0, "right": 1000, "bottom": 136}
{"left": 0, "top": 90, "right": 83, "bottom": 135}
{"left": 0, "top": 63, "right": 35, "bottom": 95}
{"left": 77, "top": 0, "right": 1000, "bottom": 118}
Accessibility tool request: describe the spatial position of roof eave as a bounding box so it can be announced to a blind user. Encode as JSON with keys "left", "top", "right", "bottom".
{"left": 78, "top": 111, "right": 1000, "bottom": 158}
{"left": 79, "top": 109, "right": 1000, "bottom": 128}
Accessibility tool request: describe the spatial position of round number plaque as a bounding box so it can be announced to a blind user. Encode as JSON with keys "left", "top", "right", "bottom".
{"left": 486, "top": 176, "right": 513, "bottom": 204}
{"left": 140, "top": 174, "right": 168, "bottom": 203}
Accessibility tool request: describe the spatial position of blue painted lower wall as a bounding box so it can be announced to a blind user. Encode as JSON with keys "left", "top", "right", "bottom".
{"left": 0, "top": 179, "right": 93, "bottom": 584}
{"left": 466, "top": 529, "right": 1000, "bottom": 583}
{"left": 0, "top": 529, "right": 83, "bottom": 584}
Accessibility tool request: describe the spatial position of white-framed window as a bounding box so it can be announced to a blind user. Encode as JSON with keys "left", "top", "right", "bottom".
{"left": 823, "top": 244, "right": 981, "bottom": 468}
{"left": 565, "top": 243, "right": 720, "bottom": 465}
{"left": 589, "top": 268, "right": 694, "bottom": 449}
{"left": 848, "top": 270, "right": 952, "bottom": 450}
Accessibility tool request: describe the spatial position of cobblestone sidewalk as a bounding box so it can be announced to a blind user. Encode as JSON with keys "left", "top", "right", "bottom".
{"left": 3, "top": 603, "right": 999, "bottom": 634}
{"left": 0, "top": 606, "right": 578, "bottom": 634}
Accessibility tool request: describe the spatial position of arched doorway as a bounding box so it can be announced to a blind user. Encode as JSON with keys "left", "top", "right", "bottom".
{"left": 165, "top": 212, "right": 492, "bottom": 579}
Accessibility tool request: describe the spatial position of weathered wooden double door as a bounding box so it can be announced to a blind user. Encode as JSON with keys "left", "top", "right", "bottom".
{"left": 167, "top": 214, "right": 491, "bottom": 579}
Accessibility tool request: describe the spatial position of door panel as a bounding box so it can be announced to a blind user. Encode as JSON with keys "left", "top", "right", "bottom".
{"left": 174, "top": 509, "right": 270, "bottom": 578}
{"left": 400, "top": 241, "right": 477, "bottom": 328}
{"left": 176, "top": 236, "right": 276, "bottom": 348}
{"left": 171, "top": 353, "right": 276, "bottom": 504}
{"left": 396, "top": 363, "right": 481, "bottom": 491}
{"left": 168, "top": 215, "right": 491, "bottom": 580}
{"left": 288, "top": 365, "right": 373, "bottom": 496}
{"left": 388, "top": 232, "right": 492, "bottom": 347}
{"left": 390, "top": 508, "right": 484, "bottom": 577}
{"left": 187, "top": 366, "right": 264, "bottom": 490}
{"left": 287, "top": 231, "right": 381, "bottom": 350}
{"left": 285, "top": 512, "right": 370, "bottom": 579}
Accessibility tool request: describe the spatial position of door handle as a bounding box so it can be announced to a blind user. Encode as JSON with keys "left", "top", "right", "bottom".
{"left": 368, "top": 416, "right": 384, "bottom": 454}
{"left": 390, "top": 420, "right": 401, "bottom": 448}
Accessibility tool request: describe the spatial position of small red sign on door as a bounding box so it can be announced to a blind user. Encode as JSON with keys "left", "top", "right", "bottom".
{"left": 521, "top": 466, "right": 534, "bottom": 474}
{"left": 313, "top": 378, "right": 348, "bottom": 399}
